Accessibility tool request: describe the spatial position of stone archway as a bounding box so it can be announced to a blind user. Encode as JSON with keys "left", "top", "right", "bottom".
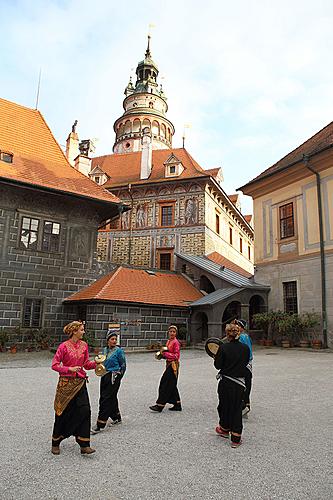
{"left": 192, "top": 311, "right": 209, "bottom": 342}
{"left": 249, "top": 294, "right": 266, "bottom": 329}
{"left": 222, "top": 300, "right": 241, "bottom": 333}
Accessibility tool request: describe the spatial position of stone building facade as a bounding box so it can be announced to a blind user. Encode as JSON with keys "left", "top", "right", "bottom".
{"left": 240, "top": 122, "right": 333, "bottom": 347}
{"left": 65, "top": 302, "right": 189, "bottom": 350}
{"left": 0, "top": 97, "right": 124, "bottom": 347}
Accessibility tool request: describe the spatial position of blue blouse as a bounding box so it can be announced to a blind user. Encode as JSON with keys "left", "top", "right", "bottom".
{"left": 239, "top": 333, "right": 253, "bottom": 362}
{"left": 103, "top": 346, "right": 126, "bottom": 374}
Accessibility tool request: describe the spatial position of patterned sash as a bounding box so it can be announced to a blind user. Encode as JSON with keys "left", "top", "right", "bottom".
{"left": 54, "top": 377, "right": 85, "bottom": 416}
{"left": 167, "top": 360, "right": 179, "bottom": 377}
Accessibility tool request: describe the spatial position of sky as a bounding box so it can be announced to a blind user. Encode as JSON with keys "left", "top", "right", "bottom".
{"left": 1, "top": 0, "right": 333, "bottom": 214}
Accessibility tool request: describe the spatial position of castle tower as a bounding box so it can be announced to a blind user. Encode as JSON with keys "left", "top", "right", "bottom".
{"left": 113, "top": 36, "right": 175, "bottom": 153}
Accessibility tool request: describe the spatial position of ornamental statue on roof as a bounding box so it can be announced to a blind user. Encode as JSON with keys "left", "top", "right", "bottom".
{"left": 113, "top": 35, "right": 175, "bottom": 154}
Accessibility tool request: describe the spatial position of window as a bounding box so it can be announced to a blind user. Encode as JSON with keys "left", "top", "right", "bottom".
{"left": 42, "top": 221, "right": 61, "bottom": 252}
{"left": 283, "top": 281, "right": 298, "bottom": 314}
{"left": 279, "top": 202, "right": 294, "bottom": 239}
{"left": 169, "top": 165, "right": 176, "bottom": 174}
{"left": 229, "top": 227, "right": 233, "bottom": 245}
{"left": 240, "top": 237, "right": 243, "bottom": 253}
{"left": 215, "top": 214, "right": 220, "bottom": 234}
{"left": 19, "top": 215, "right": 61, "bottom": 252}
{"left": 160, "top": 205, "right": 174, "bottom": 226}
{"left": 248, "top": 245, "right": 251, "bottom": 260}
{"left": 1, "top": 151, "right": 13, "bottom": 163}
{"left": 94, "top": 176, "right": 100, "bottom": 184}
{"left": 23, "top": 298, "right": 43, "bottom": 327}
{"left": 20, "top": 217, "right": 39, "bottom": 250}
{"left": 159, "top": 252, "right": 171, "bottom": 270}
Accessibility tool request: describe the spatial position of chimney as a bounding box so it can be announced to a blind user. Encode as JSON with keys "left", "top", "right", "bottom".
{"left": 65, "top": 120, "right": 80, "bottom": 167}
{"left": 73, "top": 139, "right": 96, "bottom": 177}
{"left": 140, "top": 127, "right": 152, "bottom": 179}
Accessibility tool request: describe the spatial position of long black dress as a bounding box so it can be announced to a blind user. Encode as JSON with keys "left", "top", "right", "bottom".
{"left": 214, "top": 340, "right": 250, "bottom": 439}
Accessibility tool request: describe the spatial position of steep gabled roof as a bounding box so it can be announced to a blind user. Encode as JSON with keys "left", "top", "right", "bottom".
{"left": 91, "top": 148, "right": 209, "bottom": 187}
{"left": 0, "top": 97, "right": 121, "bottom": 205}
{"left": 240, "top": 121, "right": 333, "bottom": 189}
{"left": 64, "top": 266, "right": 203, "bottom": 307}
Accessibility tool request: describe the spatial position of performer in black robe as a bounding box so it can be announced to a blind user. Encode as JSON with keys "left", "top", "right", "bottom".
{"left": 214, "top": 323, "right": 250, "bottom": 448}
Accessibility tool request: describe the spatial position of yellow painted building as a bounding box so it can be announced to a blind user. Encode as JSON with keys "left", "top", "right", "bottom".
{"left": 240, "top": 123, "right": 333, "bottom": 347}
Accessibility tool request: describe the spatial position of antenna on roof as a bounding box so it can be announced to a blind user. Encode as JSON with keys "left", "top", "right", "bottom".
{"left": 35, "top": 68, "right": 42, "bottom": 110}
{"left": 182, "top": 123, "right": 191, "bottom": 148}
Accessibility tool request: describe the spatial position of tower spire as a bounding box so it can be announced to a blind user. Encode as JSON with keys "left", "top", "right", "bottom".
{"left": 145, "top": 34, "right": 151, "bottom": 59}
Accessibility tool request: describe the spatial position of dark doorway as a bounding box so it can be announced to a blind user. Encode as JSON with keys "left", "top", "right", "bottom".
{"left": 199, "top": 275, "right": 215, "bottom": 294}
{"left": 193, "top": 311, "right": 209, "bottom": 342}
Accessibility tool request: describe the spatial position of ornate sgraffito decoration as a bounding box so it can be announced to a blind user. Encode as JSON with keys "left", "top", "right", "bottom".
{"left": 185, "top": 198, "right": 198, "bottom": 224}
{"left": 157, "top": 234, "right": 175, "bottom": 248}
{"left": 71, "top": 227, "right": 90, "bottom": 258}
{"left": 121, "top": 210, "right": 131, "bottom": 230}
{"left": 136, "top": 204, "right": 147, "bottom": 228}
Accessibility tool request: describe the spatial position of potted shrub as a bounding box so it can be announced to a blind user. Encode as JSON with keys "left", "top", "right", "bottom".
{"left": 300, "top": 312, "right": 321, "bottom": 348}
{"left": 10, "top": 343, "right": 17, "bottom": 354}
{"left": 252, "top": 312, "right": 271, "bottom": 345}
{"left": 276, "top": 313, "right": 294, "bottom": 348}
{"left": 178, "top": 326, "right": 188, "bottom": 348}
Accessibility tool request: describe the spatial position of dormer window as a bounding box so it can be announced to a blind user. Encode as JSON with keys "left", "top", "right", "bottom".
{"left": 164, "top": 153, "right": 184, "bottom": 178}
{"left": 94, "top": 176, "right": 100, "bottom": 184}
{"left": 0, "top": 151, "right": 13, "bottom": 163}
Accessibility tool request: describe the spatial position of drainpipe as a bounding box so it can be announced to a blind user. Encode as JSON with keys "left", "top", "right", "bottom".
{"left": 302, "top": 154, "right": 328, "bottom": 348}
{"left": 127, "top": 184, "right": 134, "bottom": 266}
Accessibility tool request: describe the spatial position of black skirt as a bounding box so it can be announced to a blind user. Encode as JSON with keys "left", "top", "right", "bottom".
{"left": 96, "top": 372, "right": 122, "bottom": 427}
{"left": 217, "top": 378, "right": 244, "bottom": 435}
{"left": 52, "top": 382, "right": 91, "bottom": 448}
{"left": 156, "top": 362, "right": 181, "bottom": 406}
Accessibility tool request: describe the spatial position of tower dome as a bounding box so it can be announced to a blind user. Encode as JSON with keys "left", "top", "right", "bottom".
{"left": 113, "top": 36, "right": 175, "bottom": 154}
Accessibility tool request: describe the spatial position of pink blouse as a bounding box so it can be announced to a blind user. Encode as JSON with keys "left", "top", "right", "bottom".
{"left": 52, "top": 339, "right": 96, "bottom": 379}
{"left": 163, "top": 338, "right": 180, "bottom": 361}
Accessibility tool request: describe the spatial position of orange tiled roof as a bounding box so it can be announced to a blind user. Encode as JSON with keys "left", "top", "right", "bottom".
{"left": 64, "top": 266, "right": 203, "bottom": 307}
{"left": 241, "top": 121, "right": 333, "bottom": 189}
{"left": 207, "top": 252, "right": 253, "bottom": 278}
{"left": 0, "top": 97, "right": 121, "bottom": 205}
{"left": 244, "top": 214, "right": 253, "bottom": 224}
{"left": 204, "top": 167, "right": 220, "bottom": 178}
{"left": 91, "top": 148, "right": 209, "bottom": 187}
{"left": 228, "top": 194, "right": 239, "bottom": 204}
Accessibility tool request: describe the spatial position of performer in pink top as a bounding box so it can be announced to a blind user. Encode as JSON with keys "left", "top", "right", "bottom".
{"left": 51, "top": 321, "right": 97, "bottom": 456}
{"left": 150, "top": 325, "right": 182, "bottom": 412}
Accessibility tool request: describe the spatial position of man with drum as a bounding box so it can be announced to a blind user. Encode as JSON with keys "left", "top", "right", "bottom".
{"left": 214, "top": 323, "right": 250, "bottom": 448}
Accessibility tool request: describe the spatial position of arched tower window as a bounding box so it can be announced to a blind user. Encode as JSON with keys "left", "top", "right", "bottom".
{"left": 161, "top": 124, "right": 166, "bottom": 138}
{"left": 143, "top": 118, "right": 151, "bottom": 130}
{"left": 152, "top": 121, "right": 159, "bottom": 136}
{"left": 133, "top": 119, "right": 141, "bottom": 133}
{"left": 124, "top": 120, "right": 131, "bottom": 134}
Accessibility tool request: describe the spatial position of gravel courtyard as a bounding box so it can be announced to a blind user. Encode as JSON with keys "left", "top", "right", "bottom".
{"left": 0, "top": 348, "right": 332, "bottom": 500}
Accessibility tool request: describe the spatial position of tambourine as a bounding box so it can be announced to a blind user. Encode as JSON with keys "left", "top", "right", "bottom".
{"left": 205, "top": 338, "right": 222, "bottom": 358}
{"left": 155, "top": 346, "right": 168, "bottom": 360}
{"left": 94, "top": 354, "right": 107, "bottom": 377}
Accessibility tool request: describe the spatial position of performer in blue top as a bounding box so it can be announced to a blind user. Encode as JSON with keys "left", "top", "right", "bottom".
{"left": 236, "top": 319, "right": 253, "bottom": 416}
{"left": 91, "top": 330, "right": 126, "bottom": 434}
